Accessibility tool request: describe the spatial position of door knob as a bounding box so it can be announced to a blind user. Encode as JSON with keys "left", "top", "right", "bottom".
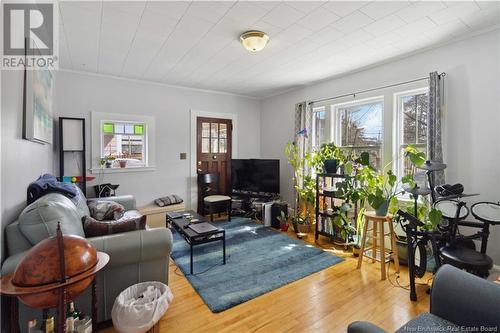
{"left": 212, "top": 155, "right": 217, "bottom": 160}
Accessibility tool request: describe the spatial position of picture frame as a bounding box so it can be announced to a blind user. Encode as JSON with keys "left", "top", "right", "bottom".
{"left": 23, "top": 38, "right": 54, "bottom": 144}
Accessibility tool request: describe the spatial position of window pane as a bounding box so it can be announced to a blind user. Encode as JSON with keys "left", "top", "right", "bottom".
{"left": 103, "top": 123, "right": 114, "bottom": 134}
{"left": 211, "top": 138, "right": 219, "bottom": 153}
{"left": 337, "top": 101, "right": 383, "bottom": 169}
{"left": 202, "top": 123, "right": 210, "bottom": 138}
{"left": 115, "top": 124, "right": 124, "bottom": 134}
{"left": 103, "top": 134, "right": 117, "bottom": 157}
{"left": 124, "top": 124, "right": 134, "bottom": 134}
{"left": 120, "top": 135, "right": 144, "bottom": 161}
{"left": 416, "top": 94, "right": 427, "bottom": 144}
{"left": 134, "top": 124, "right": 144, "bottom": 135}
{"left": 202, "top": 138, "right": 209, "bottom": 153}
{"left": 402, "top": 95, "right": 417, "bottom": 144}
{"left": 210, "top": 123, "right": 218, "bottom": 138}
{"left": 219, "top": 124, "right": 227, "bottom": 138}
{"left": 313, "top": 110, "right": 326, "bottom": 148}
{"left": 219, "top": 139, "right": 227, "bottom": 153}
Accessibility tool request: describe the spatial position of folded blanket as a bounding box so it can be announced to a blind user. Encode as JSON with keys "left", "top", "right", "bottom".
{"left": 27, "top": 174, "right": 77, "bottom": 204}
{"left": 155, "top": 195, "right": 183, "bottom": 207}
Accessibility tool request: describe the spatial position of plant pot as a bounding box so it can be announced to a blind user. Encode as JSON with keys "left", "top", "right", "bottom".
{"left": 323, "top": 159, "right": 338, "bottom": 174}
{"left": 375, "top": 200, "right": 390, "bottom": 216}
{"left": 298, "top": 223, "right": 311, "bottom": 234}
{"left": 105, "top": 162, "right": 112, "bottom": 168}
{"left": 280, "top": 223, "right": 289, "bottom": 232}
{"left": 118, "top": 160, "right": 127, "bottom": 168}
{"left": 352, "top": 246, "right": 361, "bottom": 257}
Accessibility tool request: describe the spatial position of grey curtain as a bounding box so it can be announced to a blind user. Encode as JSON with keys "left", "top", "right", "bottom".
{"left": 294, "top": 101, "right": 313, "bottom": 186}
{"left": 427, "top": 71, "right": 445, "bottom": 185}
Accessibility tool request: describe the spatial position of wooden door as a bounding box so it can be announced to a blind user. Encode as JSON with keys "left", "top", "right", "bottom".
{"left": 197, "top": 117, "right": 232, "bottom": 213}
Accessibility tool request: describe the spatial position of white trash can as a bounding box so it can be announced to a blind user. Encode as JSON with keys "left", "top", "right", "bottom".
{"left": 111, "top": 281, "right": 174, "bottom": 333}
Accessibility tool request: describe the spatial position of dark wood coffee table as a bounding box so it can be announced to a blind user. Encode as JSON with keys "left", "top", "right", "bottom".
{"left": 166, "top": 210, "right": 226, "bottom": 274}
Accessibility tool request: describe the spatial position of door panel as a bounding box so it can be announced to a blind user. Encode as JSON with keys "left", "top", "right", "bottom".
{"left": 197, "top": 117, "right": 232, "bottom": 214}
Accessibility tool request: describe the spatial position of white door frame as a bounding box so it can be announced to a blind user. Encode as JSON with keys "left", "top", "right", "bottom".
{"left": 189, "top": 110, "right": 238, "bottom": 210}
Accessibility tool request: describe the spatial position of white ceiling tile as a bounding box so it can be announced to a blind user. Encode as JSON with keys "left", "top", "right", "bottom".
{"left": 261, "top": 3, "right": 305, "bottom": 29}
{"left": 252, "top": 1, "right": 281, "bottom": 11}
{"left": 144, "top": 1, "right": 190, "bottom": 21}
{"left": 461, "top": 7, "right": 500, "bottom": 29}
{"left": 423, "top": 19, "right": 471, "bottom": 42}
{"left": 308, "top": 26, "right": 344, "bottom": 45}
{"left": 331, "top": 10, "right": 374, "bottom": 34}
{"left": 365, "top": 31, "right": 401, "bottom": 48}
{"left": 336, "top": 29, "right": 374, "bottom": 47}
{"left": 224, "top": 2, "right": 269, "bottom": 25}
{"left": 287, "top": 1, "right": 326, "bottom": 14}
{"left": 275, "top": 24, "right": 314, "bottom": 43}
{"left": 395, "top": 1, "right": 447, "bottom": 23}
{"left": 363, "top": 14, "right": 405, "bottom": 36}
{"left": 394, "top": 17, "right": 437, "bottom": 37}
{"left": 429, "top": 2, "right": 481, "bottom": 25}
{"left": 102, "top": 1, "right": 146, "bottom": 17}
{"left": 186, "top": 1, "right": 234, "bottom": 24}
{"left": 298, "top": 7, "right": 340, "bottom": 31}
{"left": 475, "top": 1, "right": 500, "bottom": 10}
{"left": 322, "top": 1, "right": 370, "bottom": 18}
{"left": 360, "top": 1, "right": 410, "bottom": 20}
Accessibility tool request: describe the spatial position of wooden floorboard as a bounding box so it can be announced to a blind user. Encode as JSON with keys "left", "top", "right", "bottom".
{"left": 100, "top": 221, "right": 431, "bottom": 333}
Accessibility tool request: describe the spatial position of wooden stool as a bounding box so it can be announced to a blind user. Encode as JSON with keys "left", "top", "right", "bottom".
{"left": 357, "top": 211, "right": 400, "bottom": 280}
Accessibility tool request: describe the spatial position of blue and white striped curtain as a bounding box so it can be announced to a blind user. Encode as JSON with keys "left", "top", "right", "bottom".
{"left": 427, "top": 71, "right": 445, "bottom": 185}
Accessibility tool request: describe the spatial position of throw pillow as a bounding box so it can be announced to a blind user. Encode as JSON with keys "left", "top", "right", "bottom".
{"left": 154, "top": 195, "right": 183, "bottom": 207}
{"left": 88, "top": 200, "right": 125, "bottom": 221}
{"left": 82, "top": 214, "right": 146, "bottom": 238}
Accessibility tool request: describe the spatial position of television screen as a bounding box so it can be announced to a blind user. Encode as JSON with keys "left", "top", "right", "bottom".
{"left": 231, "top": 159, "right": 280, "bottom": 194}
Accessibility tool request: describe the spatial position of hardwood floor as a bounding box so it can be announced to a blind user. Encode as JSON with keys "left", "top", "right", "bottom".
{"left": 102, "top": 224, "right": 432, "bottom": 333}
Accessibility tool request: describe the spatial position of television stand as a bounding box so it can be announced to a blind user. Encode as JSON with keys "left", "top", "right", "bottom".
{"left": 231, "top": 191, "right": 280, "bottom": 218}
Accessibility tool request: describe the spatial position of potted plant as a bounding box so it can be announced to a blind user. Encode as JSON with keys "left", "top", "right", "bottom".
{"left": 313, "top": 143, "right": 343, "bottom": 174}
{"left": 105, "top": 155, "right": 115, "bottom": 168}
{"left": 277, "top": 211, "right": 289, "bottom": 232}
{"left": 285, "top": 141, "right": 316, "bottom": 237}
{"left": 118, "top": 159, "right": 127, "bottom": 168}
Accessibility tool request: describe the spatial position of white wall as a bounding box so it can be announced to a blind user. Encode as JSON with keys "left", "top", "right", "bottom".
{"left": 55, "top": 70, "right": 261, "bottom": 207}
{"left": 1, "top": 70, "right": 55, "bottom": 258}
{"left": 260, "top": 30, "right": 500, "bottom": 264}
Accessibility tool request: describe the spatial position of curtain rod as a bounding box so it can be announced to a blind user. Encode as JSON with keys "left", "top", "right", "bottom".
{"left": 309, "top": 72, "right": 446, "bottom": 105}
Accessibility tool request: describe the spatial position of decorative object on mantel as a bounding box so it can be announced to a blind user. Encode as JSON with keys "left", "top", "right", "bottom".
{"left": 0, "top": 223, "right": 109, "bottom": 333}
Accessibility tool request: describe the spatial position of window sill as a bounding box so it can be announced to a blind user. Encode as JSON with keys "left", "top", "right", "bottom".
{"left": 90, "top": 166, "right": 156, "bottom": 174}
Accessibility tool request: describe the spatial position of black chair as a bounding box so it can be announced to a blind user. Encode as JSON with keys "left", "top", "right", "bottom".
{"left": 198, "top": 173, "right": 231, "bottom": 222}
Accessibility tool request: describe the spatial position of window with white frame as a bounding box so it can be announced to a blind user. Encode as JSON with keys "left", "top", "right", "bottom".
{"left": 332, "top": 97, "right": 384, "bottom": 170}
{"left": 394, "top": 88, "right": 429, "bottom": 179}
{"left": 101, "top": 121, "right": 147, "bottom": 168}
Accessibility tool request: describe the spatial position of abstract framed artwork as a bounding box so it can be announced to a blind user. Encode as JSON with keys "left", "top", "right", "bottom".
{"left": 23, "top": 39, "right": 54, "bottom": 144}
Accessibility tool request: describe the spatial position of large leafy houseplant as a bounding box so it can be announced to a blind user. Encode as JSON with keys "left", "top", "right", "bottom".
{"left": 284, "top": 142, "right": 316, "bottom": 233}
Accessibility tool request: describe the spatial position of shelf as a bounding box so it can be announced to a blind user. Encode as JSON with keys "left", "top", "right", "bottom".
{"left": 317, "top": 173, "right": 347, "bottom": 178}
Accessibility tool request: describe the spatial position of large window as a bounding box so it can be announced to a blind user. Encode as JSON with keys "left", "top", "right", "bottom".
{"left": 395, "top": 88, "right": 428, "bottom": 179}
{"left": 101, "top": 121, "right": 146, "bottom": 167}
{"left": 333, "top": 98, "right": 384, "bottom": 170}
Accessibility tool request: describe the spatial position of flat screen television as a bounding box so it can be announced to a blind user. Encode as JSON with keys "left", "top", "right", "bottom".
{"left": 231, "top": 159, "right": 280, "bottom": 194}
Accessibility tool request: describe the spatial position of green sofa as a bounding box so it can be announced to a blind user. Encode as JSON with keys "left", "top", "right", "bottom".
{"left": 1, "top": 190, "right": 173, "bottom": 327}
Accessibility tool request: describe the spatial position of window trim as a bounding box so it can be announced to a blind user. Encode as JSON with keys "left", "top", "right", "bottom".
{"left": 393, "top": 87, "right": 429, "bottom": 180}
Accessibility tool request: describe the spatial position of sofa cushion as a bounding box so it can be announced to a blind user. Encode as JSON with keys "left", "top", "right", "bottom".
{"left": 396, "top": 313, "right": 459, "bottom": 333}
{"left": 18, "top": 193, "right": 85, "bottom": 245}
{"left": 88, "top": 200, "right": 125, "bottom": 221}
{"left": 82, "top": 210, "right": 146, "bottom": 237}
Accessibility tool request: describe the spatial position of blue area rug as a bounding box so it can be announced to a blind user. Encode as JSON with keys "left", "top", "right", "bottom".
{"left": 170, "top": 218, "right": 344, "bottom": 313}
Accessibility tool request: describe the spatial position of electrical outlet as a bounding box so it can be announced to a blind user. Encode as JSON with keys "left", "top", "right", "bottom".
{"left": 180, "top": 153, "right": 187, "bottom": 160}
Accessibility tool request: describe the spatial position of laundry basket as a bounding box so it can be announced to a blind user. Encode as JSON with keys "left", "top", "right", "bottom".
{"left": 111, "top": 281, "right": 173, "bottom": 333}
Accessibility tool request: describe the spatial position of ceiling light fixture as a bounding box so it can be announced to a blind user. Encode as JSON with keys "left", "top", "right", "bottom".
{"left": 240, "top": 31, "right": 269, "bottom": 52}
